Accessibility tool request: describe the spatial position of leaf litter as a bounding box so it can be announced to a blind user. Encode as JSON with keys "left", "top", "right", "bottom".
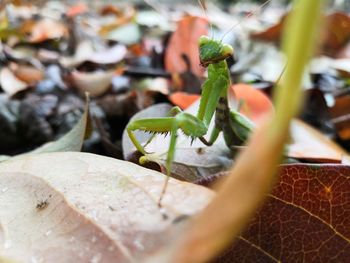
{"left": 0, "top": 1, "right": 350, "bottom": 262}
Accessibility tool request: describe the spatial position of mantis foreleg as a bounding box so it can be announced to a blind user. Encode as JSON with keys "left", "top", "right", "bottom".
{"left": 126, "top": 107, "right": 208, "bottom": 206}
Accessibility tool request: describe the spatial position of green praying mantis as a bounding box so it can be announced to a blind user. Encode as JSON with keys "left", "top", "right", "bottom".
{"left": 127, "top": 32, "right": 256, "bottom": 204}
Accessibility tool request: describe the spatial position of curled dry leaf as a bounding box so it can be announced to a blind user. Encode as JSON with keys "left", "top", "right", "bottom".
{"left": 20, "top": 18, "right": 68, "bottom": 43}
{"left": 70, "top": 70, "right": 115, "bottom": 97}
{"left": 10, "top": 63, "right": 44, "bottom": 85}
{"left": 60, "top": 43, "right": 127, "bottom": 69}
{"left": 288, "top": 119, "right": 348, "bottom": 162}
{"left": 165, "top": 16, "right": 208, "bottom": 77}
{"left": 0, "top": 67, "right": 28, "bottom": 96}
{"left": 0, "top": 152, "right": 214, "bottom": 263}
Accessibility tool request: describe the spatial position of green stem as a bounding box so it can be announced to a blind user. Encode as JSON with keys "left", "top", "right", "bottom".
{"left": 272, "top": 0, "right": 323, "bottom": 134}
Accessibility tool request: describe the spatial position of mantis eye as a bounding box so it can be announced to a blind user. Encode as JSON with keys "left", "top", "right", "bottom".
{"left": 221, "top": 44, "right": 234, "bottom": 57}
{"left": 199, "top": 35, "right": 210, "bottom": 46}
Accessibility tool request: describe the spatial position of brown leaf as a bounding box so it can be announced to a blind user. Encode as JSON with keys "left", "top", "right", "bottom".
{"left": 330, "top": 94, "right": 350, "bottom": 140}
{"left": 322, "top": 12, "right": 350, "bottom": 57}
{"left": 20, "top": 18, "right": 68, "bottom": 43}
{"left": 215, "top": 164, "right": 350, "bottom": 262}
{"left": 10, "top": 63, "right": 44, "bottom": 85}
{"left": 165, "top": 16, "right": 208, "bottom": 77}
{"left": 0, "top": 152, "right": 213, "bottom": 262}
{"left": 288, "top": 119, "right": 348, "bottom": 162}
{"left": 250, "top": 15, "right": 286, "bottom": 44}
{"left": 251, "top": 12, "right": 350, "bottom": 57}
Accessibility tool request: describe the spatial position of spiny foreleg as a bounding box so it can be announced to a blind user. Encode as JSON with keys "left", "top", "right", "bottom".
{"left": 126, "top": 107, "right": 207, "bottom": 206}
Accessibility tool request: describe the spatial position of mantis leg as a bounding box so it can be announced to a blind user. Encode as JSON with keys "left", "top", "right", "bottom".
{"left": 199, "top": 127, "right": 221, "bottom": 146}
{"left": 229, "top": 110, "right": 255, "bottom": 143}
{"left": 158, "top": 121, "right": 178, "bottom": 206}
{"left": 126, "top": 114, "right": 181, "bottom": 206}
{"left": 143, "top": 106, "right": 183, "bottom": 148}
{"left": 127, "top": 117, "right": 175, "bottom": 154}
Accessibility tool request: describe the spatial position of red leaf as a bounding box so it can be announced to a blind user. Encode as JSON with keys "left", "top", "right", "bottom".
{"left": 66, "top": 2, "right": 88, "bottom": 17}
{"left": 215, "top": 164, "right": 350, "bottom": 262}
{"left": 230, "top": 83, "right": 274, "bottom": 125}
{"left": 169, "top": 92, "right": 200, "bottom": 110}
{"left": 165, "top": 16, "right": 208, "bottom": 77}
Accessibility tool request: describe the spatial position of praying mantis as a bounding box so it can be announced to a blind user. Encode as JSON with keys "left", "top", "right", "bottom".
{"left": 127, "top": 32, "right": 256, "bottom": 203}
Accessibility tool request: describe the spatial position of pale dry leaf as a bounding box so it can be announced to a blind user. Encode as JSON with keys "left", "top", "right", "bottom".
{"left": 0, "top": 152, "right": 214, "bottom": 263}
{"left": 342, "top": 155, "right": 350, "bottom": 165}
{"left": 0, "top": 67, "right": 28, "bottom": 96}
{"left": 288, "top": 119, "right": 348, "bottom": 162}
{"left": 60, "top": 43, "right": 127, "bottom": 68}
{"left": 70, "top": 70, "right": 115, "bottom": 97}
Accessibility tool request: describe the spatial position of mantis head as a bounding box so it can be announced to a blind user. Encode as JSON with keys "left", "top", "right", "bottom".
{"left": 199, "top": 35, "right": 234, "bottom": 67}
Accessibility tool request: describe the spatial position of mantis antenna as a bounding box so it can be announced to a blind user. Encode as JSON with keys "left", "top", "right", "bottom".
{"left": 197, "top": 0, "right": 214, "bottom": 38}
{"left": 220, "top": 0, "right": 272, "bottom": 42}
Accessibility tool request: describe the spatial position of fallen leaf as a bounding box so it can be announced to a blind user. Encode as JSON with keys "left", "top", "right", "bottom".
{"left": 136, "top": 11, "right": 171, "bottom": 30}
{"left": 337, "top": 41, "right": 350, "bottom": 59}
{"left": 229, "top": 83, "right": 274, "bottom": 125}
{"left": 138, "top": 77, "right": 169, "bottom": 95}
{"left": 0, "top": 67, "right": 28, "bottom": 96}
{"left": 30, "top": 96, "right": 91, "bottom": 154}
{"left": 169, "top": 92, "right": 200, "bottom": 110}
{"left": 100, "top": 5, "right": 123, "bottom": 16}
{"left": 251, "top": 12, "right": 350, "bottom": 57}
{"left": 60, "top": 43, "right": 127, "bottom": 68}
{"left": 330, "top": 94, "right": 350, "bottom": 140}
{"left": 106, "top": 23, "right": 141, "bottom": 46}
{"left": 0, "top": 96, "right": 90, "bottom": 162}
{"left": 342, "top": 155, "right": 350, "bottom": 165}
{"left": 213, "top": 164, "right": 350, "bottom": 262}
{"left": 250, "top": 15, "right": 286, "bottom": 44}
{"left": 288, "top": 119, "right": 348, "bottom": 162}
{"left": 66, "top": 2, "right": 88, "bottom": 17}
{"left": 165, "top": 16, "right": 208, "bottom": 78}
{"left": 9, "top": 63, "right": 44, "bottom": 85}
{"left": 70, "top": 70, "right": 115, "bottom": 97}
{"left": 21, "top": 18, "right": 68, "bottom": 43}
{"left": 322, "top": 12, "right": 350, "bottom": 56}
{"left": 0, "top": 152, "right": 213, "bottom": 262}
